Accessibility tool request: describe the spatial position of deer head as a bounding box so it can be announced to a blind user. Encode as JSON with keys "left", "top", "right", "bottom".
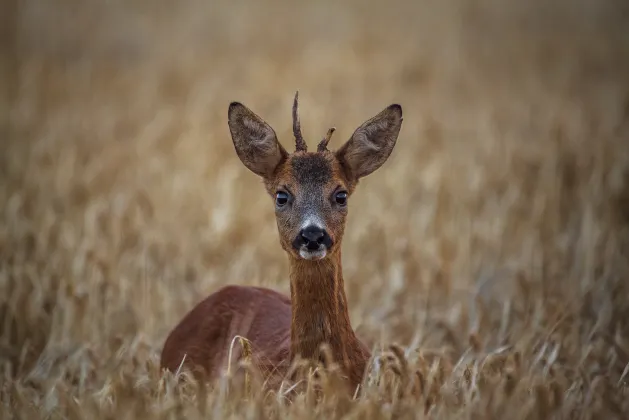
{"left": 228, "top": 92, "right": 403, "bottom": 261}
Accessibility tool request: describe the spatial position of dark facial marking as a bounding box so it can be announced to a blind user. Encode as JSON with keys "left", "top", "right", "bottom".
{"left": 291, "top": 154, "right": 332, "bottom": 185}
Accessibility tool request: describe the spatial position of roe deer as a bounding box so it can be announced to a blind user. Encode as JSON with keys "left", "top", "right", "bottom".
{"left": 160, "top": 92, "right": 403, "bottom": 394}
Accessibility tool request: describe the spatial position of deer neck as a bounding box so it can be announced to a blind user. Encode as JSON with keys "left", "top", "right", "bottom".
{"left": 288, "top": 251, "right": 363, "bottom": 371}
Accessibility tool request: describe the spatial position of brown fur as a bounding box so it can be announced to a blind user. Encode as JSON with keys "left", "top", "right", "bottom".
{"left": 160, "top": 93, "right": 403, "bottom": 394}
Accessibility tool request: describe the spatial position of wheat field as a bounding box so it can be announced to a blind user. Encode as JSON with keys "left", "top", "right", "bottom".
{"left": 2, "top": 0, "right": 629, "bottom": 418}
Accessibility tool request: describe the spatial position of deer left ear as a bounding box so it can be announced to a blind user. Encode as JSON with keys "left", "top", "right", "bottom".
{"left": 228, "top": 102, "right": 288, "bottom": 178}
{"left": 335, "top": 104, "right": 403, "bottom": 180}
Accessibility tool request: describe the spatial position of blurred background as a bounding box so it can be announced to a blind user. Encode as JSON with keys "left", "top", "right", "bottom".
{"left": 2, "top": 0, "right": 629, "bottom": 416}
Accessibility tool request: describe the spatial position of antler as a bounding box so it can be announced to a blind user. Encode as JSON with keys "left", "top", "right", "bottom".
{"left": 317, "top": 127, "right": 336, "bottom": 152}
{"left": 293, "top": 91, "right": 307, "bottom": 152}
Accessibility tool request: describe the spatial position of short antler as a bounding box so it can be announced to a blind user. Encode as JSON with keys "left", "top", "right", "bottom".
{"left": 293, "top": 91, "right": 307, "bottom": 152}
{"left": 317, "top": 127, "right": 336, "bottom": 152}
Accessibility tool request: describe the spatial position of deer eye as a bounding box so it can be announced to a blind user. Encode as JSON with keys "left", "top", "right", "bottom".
{"left": 276, "top": 191, "right": 289, "bottom": 207}
{"left": 335, "top": 191, "right": 348, "bottom": 206}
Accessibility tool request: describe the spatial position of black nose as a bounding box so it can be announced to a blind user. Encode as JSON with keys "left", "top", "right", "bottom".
{"left": 294, "top": 226, "right": 332, "bottom": 251}
{"left": 301, "top": 227, "right": 325, "bottom": 244}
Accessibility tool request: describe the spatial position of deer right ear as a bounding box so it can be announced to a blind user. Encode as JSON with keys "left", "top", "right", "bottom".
{"left": 228, "top": 102, "right": 288, "bottom": 178}
{"left": 336, "top": 104, "right": 403, "bottom": 180}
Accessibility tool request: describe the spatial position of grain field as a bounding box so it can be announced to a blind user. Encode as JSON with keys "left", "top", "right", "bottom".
{"left": 2, "top": 0, "right": 629, "bottom": 418}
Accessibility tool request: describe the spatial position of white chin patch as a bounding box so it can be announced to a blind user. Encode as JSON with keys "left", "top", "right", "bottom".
{"left": 299, "top": 248, "right": 327, "bottom": 260}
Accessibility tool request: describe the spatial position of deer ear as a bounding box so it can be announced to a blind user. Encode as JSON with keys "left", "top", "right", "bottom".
{"left": 336, "top": 104, "right": 403, "bottom": 180}
{"left": 228, "top": 102, "right": 288, "bottom": 178}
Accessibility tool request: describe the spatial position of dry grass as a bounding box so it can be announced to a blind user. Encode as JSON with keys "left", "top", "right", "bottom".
{"left": 2, "top": 0, "right": 629, "bottom": 418}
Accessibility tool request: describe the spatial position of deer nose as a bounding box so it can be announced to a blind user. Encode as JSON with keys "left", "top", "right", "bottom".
{"left": 301, "top": 227, "right": 325, "bottom": 243}
{"left": 297, "top": 226, "right": 331, "bottom": 250}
